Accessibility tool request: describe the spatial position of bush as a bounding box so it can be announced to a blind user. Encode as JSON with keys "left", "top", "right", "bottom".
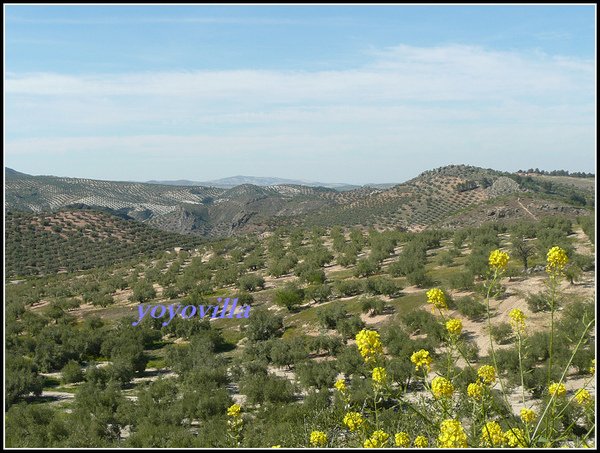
{"left": 490, "top": 322, "right": 513, "bottom": 345}
{"left": 129, "top": 280, "right": 156, "bottom": 303}
{"left": 234, "top": 291, "right": 255, "bottom": 306}
{"left": 241, "top": 374, "right": 296, "bottom": 405}
{"left": 61, "top": 360, "right": 84, "bottom": 384}
{"left": 448, "top": 271, "right": 475, "bottom": 290}
{"left": 336, "top": 315, "right": 365, "bottom": 341}
{"left": 360, "top": 297, "right": 386, "bottom": 316}
{"left": 526, "top": 292, "right": 551, "bottom": 313}
{"left": 455, "top": 296, "right": 486, "bottom": 320}
{"left": 437, "top": 251, "right": 454, "bottom": 266}
{"left": 335, "top": 279, "right": 364, "bottom": 297}
{"left": 406, "top": 268, "right": 433, "bottom": 287}
{"left": 316, "top": 304, "right": 347, "bottom": 330}
{"left": 305, "top": 284, "right": 332, "bottom": 303}
{"left": 296, "top": 361, "right": 338, "bottom": 389}
{"left": 274, "top": 283, "right": 305, "bottom": 311}
{"left": 238, "top": 274, "right": 265, "bottom": 292}
{"left": 294, "top": 263, "right": 326, "bottom": 284}
{"left": 353, "top": 258, "right": 380, "bottom": 278}
{"left": 365, "top": 276, "right": 402, "bottom": 297}
{"left": 244, "top": 308, "right": 283, "bottom": 342}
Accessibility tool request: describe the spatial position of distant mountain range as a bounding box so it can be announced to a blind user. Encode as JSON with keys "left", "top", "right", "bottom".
{"left": 146, "top": 175, "right": 396, "bottom": 191}
{"left": 5, "top": 165, "right": 594, "bottom": 237}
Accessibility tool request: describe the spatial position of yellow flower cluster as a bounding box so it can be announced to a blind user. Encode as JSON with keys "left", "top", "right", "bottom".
{"left": 489, "top": 249, "right": 510, "bottom": 271}
{"left": 445, "top": 318, "right": 463, "bottom": 336}
{"left": 477, "top": 365, "right": 496, "bottom": 385}
{"left": 504, "top": 428, "right": 526, "bottom": 447}
{"left": 546, "top": 246, "right": 568, "bottom": 274}
{"left": 372, "top": 367, "right": 387, "bottom": 385}
{"left": 395, "top": 432, "right": 410, "bottom": 447}
{"left": 548, "top": 382, "right": 566, "bottom": 398}
{"left": 411, "top": 349, "right": 432, "bottom": 372}
{"left": 364, "top": 430, "right": 389, "bottom": 448}
{"left": 590, "top": 359, "right": 595, "bottom": 375}
{"left": 480, "top": 421, "right": 505, "bottom": 447}
{"left": 271, "top": 445, "right": 281, "bottom": 448}
{"left": 343, "top": 412, "right": 365, "bottom": 432}
{"left": 227, "top": 403, "right": 241, "bottom": 418}
{"left": 414, "top": 435, "right": 429, "bottom": 448}
{"left": 355, "top": 329, "right": 384, "bottom": 364}
{"left": 310, "top": 431, "right": 327, "bottom": 447}
{"left": 467, "top": 382, "right": 484, "bottom": 401}
{"left": 431, "top": 376, "right": 454, "bottom": 399}
{"left": 575, "top": 388, "right": 591, "bottom": 406}
{"left": 520, "top": 408, "right": 536, "bottom": 424}
{"left": 426, "top": 288, "right": 447, "bottom": 311}
{"left": 508, "top": 308, "right": 526, "bottom": 333}
{"left": 334, "top": 378, "right": 347, "bottom": 393}
{"left": 437, "top": 419, "right": 468, "bottom": 448}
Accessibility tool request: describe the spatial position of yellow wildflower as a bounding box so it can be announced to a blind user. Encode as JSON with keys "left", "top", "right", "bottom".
{"left": 343, "top": 412, "right": 365, "bottom": 432}
{"left": 504, "top": 427, "right": 526, "bottom": 447}
{"left": 334, "top": 378, "right": 347, "bottom": 393}
{"left": 445, "top": 318, "right": 463, "bottom": 336}
{"left": 481, "top": 421, "right": 505, "bottom": 447}
{"left": 271, "top": 446, "right": 281, "bottom": 448}
{"left": 427, "top": 288, "right": 447, "bottom": 311}
{"left": 489, "top": 249, "right": 510, "bottom": 271}
{"left": 372, "top": 367, "right": 387, "bottom": 386}
{"left": 575, "top": 388, "right": 592, "bottom": 406}
{"left": 355, "top": 329, "right": 384, "bottom": 364}
{"left": 520, "top": 408, "right": 536, "bottom": 424}
{"left": 395, "top": 432, "right": 410, "bottom": 447}
{"left": 508, "top": 308, "right": 526, "bottom": 333}
{"left": 437, "top": 419, "right": 468, "bottom": 448}
{"left": 411, "top": 349, "right": 432, "bottom": 372}
{"left": 477, "top": 365, "right": 496, "bottom": 385}
{"left": 431, "top": 376, "right": 454, "bottom": 399}
{"left": 414, "top": 435, "right": 429, "bottom": 448}
{"left": 548, "top": 382, "right": 566, "bottom": 398}
{"left": 546, "top": 246, "right": 568, "bottom": 274}
{"left": 227, "top": 403, "right": 241, "bottom": 418}
{"left": 467, "top": 382, "right": 484, "bottom": 401}
{"left": 590, "top": 359, "right": 595, "bottom": 375}
{"left": 310, "top": 431, "right": 327, "bottom": 447}
{"left": 364, "top": 430, "right": 389, "bottom": 448}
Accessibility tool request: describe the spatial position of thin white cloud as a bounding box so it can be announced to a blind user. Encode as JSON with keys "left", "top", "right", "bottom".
{"left": 5, "top": 44, "right": 595, "bottom": 181}
{"left": 6, "top": 45, "right": 593, "bottom": 101}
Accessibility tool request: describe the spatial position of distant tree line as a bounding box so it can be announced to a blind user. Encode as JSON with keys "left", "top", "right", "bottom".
{"left": 517, "top": 168, "right": 595, "bottom": 178}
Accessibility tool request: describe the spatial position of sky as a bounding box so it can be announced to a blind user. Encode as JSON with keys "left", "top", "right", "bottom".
{"left": 4, "top": 4, "right": 596, "bottom": 184}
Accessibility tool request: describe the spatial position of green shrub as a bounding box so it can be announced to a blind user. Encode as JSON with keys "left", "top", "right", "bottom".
{"left": 360, "top": 297, "right": 386, "bottom": 316}
{"left": 526, "top": 292, "right": 551, "bottom": 313}
{"left": 335, "top": 279, "right": 364, "bottom": 297}
{"left": 316, "top": 304, "right": 347, "bottom": 330}
{"left": 61, "top": 360, "right": 84, "bottom": 384}
{"left": 274, "top": 283, "right": 305, "bottom": 311}
{"left": 455, "top": 296, "right": 486, "bottom": 320}
{"left": 490, "top": 322, "right": 514, "bottom": 345}
{"left": 448, "top": 271, "right": 475, "bottom": 290}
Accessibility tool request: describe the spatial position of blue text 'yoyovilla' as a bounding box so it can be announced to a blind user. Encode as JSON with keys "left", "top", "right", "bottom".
{"left": 131, "top": 298, "right": 250, "bottom": 327}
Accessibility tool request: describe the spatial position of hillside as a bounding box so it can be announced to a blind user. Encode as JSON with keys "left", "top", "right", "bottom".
{"left": 5, "top": 213, "right": 596, "bottom": 447}
{"left": 5, "top": 165, "right": 594, "bottom": 237}
{"left": 5, "top": 210, "right": 204, "bottom": 277}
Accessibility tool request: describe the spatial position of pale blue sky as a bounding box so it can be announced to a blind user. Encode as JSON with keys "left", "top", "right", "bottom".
{"left": 4, "top": 5, "right": 596, "bottom": 183}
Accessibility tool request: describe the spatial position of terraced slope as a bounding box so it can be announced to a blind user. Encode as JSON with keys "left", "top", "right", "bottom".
{"left": 5, "top": 210, "right": 204, "bottom": 276}
{"left": 6, "top": 165, "right": 594, "bottom": 236}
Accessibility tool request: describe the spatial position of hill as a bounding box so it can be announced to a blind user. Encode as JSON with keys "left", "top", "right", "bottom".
{"left": 147, "top": 175, "right": 363, "bottom": 190}
{"left": 5, "top": 165, "right": 594, "bottom": 237}
{"left": 5, "top": 209, "right": 204, "bottom": 277}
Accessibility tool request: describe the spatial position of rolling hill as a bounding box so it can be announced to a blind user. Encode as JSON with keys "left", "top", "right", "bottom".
{"left": 5, "top": 165, "right": 594, "bottom": 237}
